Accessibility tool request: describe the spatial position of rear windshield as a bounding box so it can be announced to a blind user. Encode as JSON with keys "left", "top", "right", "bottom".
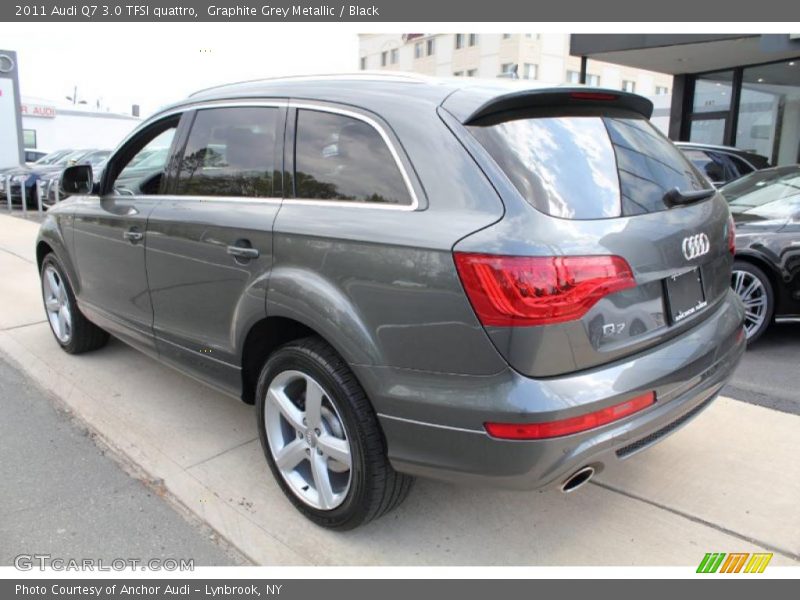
{"left": 468, "top": 114, "right": 708, "bottom": 219}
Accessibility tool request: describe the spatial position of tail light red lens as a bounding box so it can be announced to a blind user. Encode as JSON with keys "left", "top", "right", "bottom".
{"left": 727, "top": 215, "right": 736, "bottom": 255}
{"left": 485, "top": 392, "right": 656, "bottom": 440}
{"left": 453, "top": 253, "right": 635, "bottom": 327}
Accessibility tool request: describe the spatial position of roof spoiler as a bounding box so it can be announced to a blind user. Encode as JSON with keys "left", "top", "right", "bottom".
{"left": 462, "top": 87, "right": 654, "bottom": 124}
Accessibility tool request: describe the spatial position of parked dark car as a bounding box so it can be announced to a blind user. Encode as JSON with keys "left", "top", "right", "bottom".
{"left": 37, "top": 75, "right": 745, "bottom": 529}
{"left": 676, "top": 142, "right": 771, "bottom": 187}
{"left": 2, "top": 149, "right": 110, "bottom": 209}
{"left": 721, "top": 165, "right": 800, "bottom": 342}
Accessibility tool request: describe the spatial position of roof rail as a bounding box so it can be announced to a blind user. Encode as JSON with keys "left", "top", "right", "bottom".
{"left": 188, "top": 71, "right": 434, "bottom": 97}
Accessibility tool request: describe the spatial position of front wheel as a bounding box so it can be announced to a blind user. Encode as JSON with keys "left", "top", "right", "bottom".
{"left": 40, "top": 253, "right": 109, "bottom": 354}
{"left": 255, "top": 336, "right": 413, "bottom": 529}
{"left": 731, "top": 261, "right": 774, "bottom": 343}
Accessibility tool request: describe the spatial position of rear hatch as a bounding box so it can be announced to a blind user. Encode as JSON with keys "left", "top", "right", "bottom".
{"left": 444, "top": 87, "right": 735, "bottom": 377}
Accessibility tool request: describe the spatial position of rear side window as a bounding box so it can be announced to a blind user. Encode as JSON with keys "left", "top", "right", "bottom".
{"left": 468, "top": 114, "right": 707, "bottom": 219}
{"left": 726, "top": 154, "right": 755, "bottom": 179}
{"left": 293, "top": 109, "right": 412, "bottom": 205}
{"left": 176, "top": 107, "right": 278, "bottom": 198}
{"left": 683, "top": 149, "right": 741, "bottom": 183}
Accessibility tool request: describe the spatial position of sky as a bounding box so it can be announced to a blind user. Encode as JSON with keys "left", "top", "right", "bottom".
{"left": 0, "top": 23, "right": 359, "bottom": 118}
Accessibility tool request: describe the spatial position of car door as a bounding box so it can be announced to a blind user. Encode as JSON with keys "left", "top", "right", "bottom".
{"left": 71, "top": 115, "right": 183, "bottom": 353}
{"left": 144, "top": 102, "right": 286, "bottom": 396}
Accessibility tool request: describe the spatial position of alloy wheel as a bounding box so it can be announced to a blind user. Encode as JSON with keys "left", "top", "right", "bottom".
{"left": 42, "top": 265, "right": 72, "bottom": 344}
{"left": 732, "top": 269, "right": 768, "bottom": 339}
{"left": 264, "top": 369, "right": 352, "bottom": 510}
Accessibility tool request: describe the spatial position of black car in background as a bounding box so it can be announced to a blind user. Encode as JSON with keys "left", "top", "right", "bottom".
{"left": 1, "top": 149, "right": 110, "bottom": 209}
{"left": 677, "top": 142, "right": 771, "bottom": 187}
{"left": 722, "top": 165, "right": 800, "bottom": 342}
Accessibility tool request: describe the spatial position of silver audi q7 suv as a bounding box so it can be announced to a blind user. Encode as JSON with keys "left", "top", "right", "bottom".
{"left": 37, "top": 74, "right": 746, "bottom": 529}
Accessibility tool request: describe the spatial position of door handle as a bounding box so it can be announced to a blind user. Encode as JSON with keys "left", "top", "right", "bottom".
{"left": 123, "top": 229, "right": 143, "bottom": 243}
{"left": 226, "top": 244, "right": 259, "bottom": 259}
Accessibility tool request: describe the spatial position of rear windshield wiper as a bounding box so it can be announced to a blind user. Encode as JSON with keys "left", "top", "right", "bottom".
{"left": 663, "top": 187, "right": 716, "bottom": 207}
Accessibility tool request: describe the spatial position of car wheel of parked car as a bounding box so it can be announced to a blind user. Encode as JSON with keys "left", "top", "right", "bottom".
{"left": 256, "top": 336, "right": 413, "bottom": 529}
{"left": 731, "top": 261, "right": 774, "bottom": 343}
{"left": 40, "top": 254, "right": 109, "bottom": 354}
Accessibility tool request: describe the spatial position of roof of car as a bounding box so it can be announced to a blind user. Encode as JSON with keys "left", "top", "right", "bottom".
{"left": 675, "top": 141, "right": 765, "bottom": 156}
{"left": 674, "top": 141, "right": 772, "bottom": 168}
{"left": 153, "top": 73, "right": 652, "bottom": 123}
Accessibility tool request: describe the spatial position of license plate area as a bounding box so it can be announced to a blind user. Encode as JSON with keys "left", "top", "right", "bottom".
{"left": 665, "top": 268, "right": 707, "bottom": 324}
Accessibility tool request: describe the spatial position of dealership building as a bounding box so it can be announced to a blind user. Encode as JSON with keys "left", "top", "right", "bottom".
{"left": 19, "top": 96, "right": 140, "bottom": 155}
{"left": 0, "top": 48, "right": 141, "bottom": 168}
{"left": 571, "top": 34, "right": 800, "bottom": 166}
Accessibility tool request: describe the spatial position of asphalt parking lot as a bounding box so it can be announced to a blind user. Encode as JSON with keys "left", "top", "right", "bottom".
{"left": 1, "top": 209, "right": 798, "bottom": 566}
{"left": 724, "top": 321, "right": 800, "bottom": 415}
{"left": 0, "top": 354, "right": 244, "bottom": 567}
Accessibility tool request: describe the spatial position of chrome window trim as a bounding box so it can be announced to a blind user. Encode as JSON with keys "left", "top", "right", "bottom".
{"left": 290, "top": 101, "right": 420, "bottom": 211}
{"left": 112, "top": 98, "right": 421, "bottom": 211}
{"left": 94, "top": 194, "right": 283, "bottom": 205}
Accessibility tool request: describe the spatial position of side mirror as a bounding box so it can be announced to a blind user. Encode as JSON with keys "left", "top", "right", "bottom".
{"left": 61, "top": 164, "right": 93, "bottom": 195}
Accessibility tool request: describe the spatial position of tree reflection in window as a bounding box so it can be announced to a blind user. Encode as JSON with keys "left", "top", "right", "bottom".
{"left": 294, "top": 109, "right": 412, "bottom": 205}
{"left": 176, "top": 107, "right": 277, "bottom": 198}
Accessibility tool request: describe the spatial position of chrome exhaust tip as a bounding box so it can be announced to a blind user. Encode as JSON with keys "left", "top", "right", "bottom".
{"left": 560, "top": 466, "right": 595, "bottom": 493}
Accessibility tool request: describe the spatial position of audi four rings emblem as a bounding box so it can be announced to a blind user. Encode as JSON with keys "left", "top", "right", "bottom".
{"left": 0, "top": 54, "right": 14, "bottom": 74}
{"left": 682, "top": 233, "right": 710, "bottom": 260}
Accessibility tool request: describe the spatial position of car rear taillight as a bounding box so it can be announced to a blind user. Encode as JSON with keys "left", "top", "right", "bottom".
{"left": 485, "top": 392, "right": 656, "bottom": 440}
{"left": 453, "top": 253, "right": 635, "bottom": 327}
{"left": 727, "top": 215, "right": 736, "bottom": 255}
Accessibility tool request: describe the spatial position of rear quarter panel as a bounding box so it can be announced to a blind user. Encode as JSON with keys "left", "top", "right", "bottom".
{"left": 268, "top": 99, "right": 509, "bottom": 376}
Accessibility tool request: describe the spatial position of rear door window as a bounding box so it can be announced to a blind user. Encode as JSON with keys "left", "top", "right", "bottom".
{"left": 468, "top": 113, "right": 708, "bottom": 219}
{"left": 725, "top": 153, "right": 755, "bottom": 179}
{"left": 176, "top": 107, "right": 278, "bottom": 198}
{"left": 293, "top": 109, "right": 412, "bottom": 205}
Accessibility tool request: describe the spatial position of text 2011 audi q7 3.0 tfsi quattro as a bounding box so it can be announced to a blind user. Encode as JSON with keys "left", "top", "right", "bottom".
{"left": 37, "top": 75, "right": 746, "bottom": 529}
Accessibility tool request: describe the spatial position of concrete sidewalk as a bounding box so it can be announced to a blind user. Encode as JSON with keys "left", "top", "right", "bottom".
{"left": 0, "top": 212, "right": 798, "bottom": 566}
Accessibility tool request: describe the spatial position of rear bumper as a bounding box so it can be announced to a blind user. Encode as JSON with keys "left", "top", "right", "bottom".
{"left": 360, "top": 289, "right": 746, "bottom": 489}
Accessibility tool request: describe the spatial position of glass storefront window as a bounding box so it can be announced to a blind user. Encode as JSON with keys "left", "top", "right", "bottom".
{"left": 690, "top": 118, "right": 726, "bottom": 145}
{"left": 23, "top": 129, "right": 36, "bottom": 148}
{"left": 692, "top": 70, "right": 734, "bottom": 113}
{"left": 737, "top": 60, "right": 800, "bottom": 165}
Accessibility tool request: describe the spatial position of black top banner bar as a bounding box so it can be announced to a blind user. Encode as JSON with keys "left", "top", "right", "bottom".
{"left": 2, "top": 0, "right": 799, "bottom": 21}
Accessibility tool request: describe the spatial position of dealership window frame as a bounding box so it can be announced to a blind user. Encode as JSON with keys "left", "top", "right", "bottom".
{"left": 681, "top": 55, "right": 800, "bottom": 163}
{"left": 23, "top": 129, "right": 37, "bottom": 149}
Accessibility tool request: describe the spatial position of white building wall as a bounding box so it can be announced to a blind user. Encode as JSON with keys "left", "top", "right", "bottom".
{"left": 23, "top": 111, "right": 140, "bottom": 152}
{"left": 359, "top": 34, "right": 673, "bottom": 92}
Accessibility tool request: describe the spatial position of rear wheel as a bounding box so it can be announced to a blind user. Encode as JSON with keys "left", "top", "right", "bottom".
{"left": 40, "top": 254, "right": 109, "bottom": 354}
{"left": 256, "top": 336, "right": 413, "bottom": 529}
{"left": 731, "top": 261, "right": 773, "bottom": 343}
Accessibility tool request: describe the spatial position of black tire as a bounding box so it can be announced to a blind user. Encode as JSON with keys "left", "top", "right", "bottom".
{"left": 40, "top": 253, "right": 109, "bottom": 354}
{"left": 732, "top": 260, "right": 774, "bottom": 344}
{"left": 256, "top": 336, "right": 413, "bottom": 529}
